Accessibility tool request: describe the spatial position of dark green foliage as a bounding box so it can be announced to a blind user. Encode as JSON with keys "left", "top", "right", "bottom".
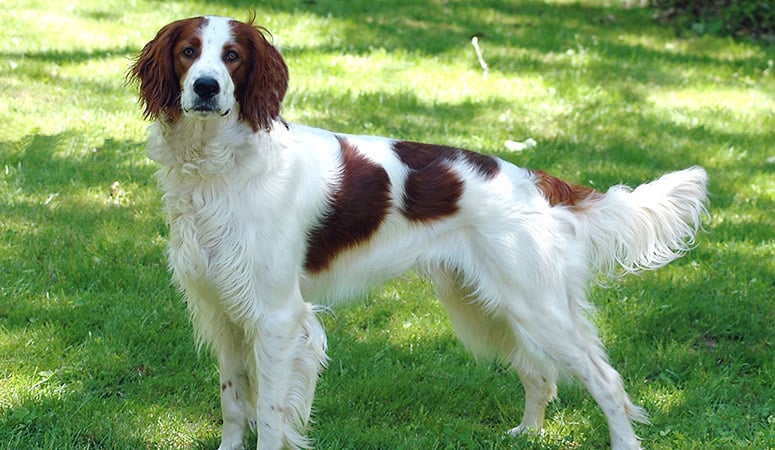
{"left": 651, "top": 0, "right": 775, "bottom": 41}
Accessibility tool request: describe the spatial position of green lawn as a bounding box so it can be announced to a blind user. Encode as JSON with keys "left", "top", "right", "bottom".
{"left": 1, "top": 1, "right": 773, "bottom": 449}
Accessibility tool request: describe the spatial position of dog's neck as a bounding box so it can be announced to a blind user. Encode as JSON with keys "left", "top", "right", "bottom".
{"left": 146, "top": 107, "right": 246, "bottom": 172}
{"left": 145, "top": 111, "right": 290, "bottom": 181}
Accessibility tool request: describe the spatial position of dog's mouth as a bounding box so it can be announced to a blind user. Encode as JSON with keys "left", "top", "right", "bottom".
{"left": 184, "top": 103, "right": 231, "bottom": 117}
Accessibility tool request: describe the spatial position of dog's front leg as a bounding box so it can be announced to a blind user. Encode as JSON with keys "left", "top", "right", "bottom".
{"left": 215, "top": 318, "right": 256, "bottom": 450}
{"left": 253, "top": 299, "right": 326, "bottom": 450}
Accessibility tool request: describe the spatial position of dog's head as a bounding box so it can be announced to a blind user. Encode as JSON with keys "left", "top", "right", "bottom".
{"left": 129, "top": 15, "right": 288, "bottom": 131}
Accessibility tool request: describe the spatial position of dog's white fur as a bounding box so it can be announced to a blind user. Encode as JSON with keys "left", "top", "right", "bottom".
{"left": 133, "top": 15, "right": 708, "bottom": 450}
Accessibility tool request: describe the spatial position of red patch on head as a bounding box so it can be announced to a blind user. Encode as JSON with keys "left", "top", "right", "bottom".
{"left": 304, "top": 137, "right": 392, "bottom": 273}
{"left": 229, "top": 17, "right": 288, "bottom": 131}
{"left": 531, "top": 170, "right": 600, "bottom": 208}
{"left": 393, "top": 141, "right": 498, "bottom": 222}
{"left": 129, "top": 15, "right": 287, "bottom": 131}
{"left": 129, "top": 17, "right": 206, "bottom": 123}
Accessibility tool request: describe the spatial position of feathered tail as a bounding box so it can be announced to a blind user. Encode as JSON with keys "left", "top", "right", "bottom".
{"left": 578, "top": 167, "right": 709, "bottom": 276}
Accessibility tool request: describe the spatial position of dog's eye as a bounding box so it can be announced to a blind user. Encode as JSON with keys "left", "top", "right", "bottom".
{"left": 225, "top": 50, "right": 239, "bottom": 62}
{"left": 182, "top": 46, "right": 196, "bottom": 58}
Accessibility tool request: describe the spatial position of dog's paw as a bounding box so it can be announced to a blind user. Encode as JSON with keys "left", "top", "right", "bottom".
{"left": 507, "top": 424, "right": 545, "bottom": 438}
{"left": 217, "top": 434, "right": 245, "bottom": 450}
{"left": 216, "top": 444, "right": 244, "bottom": 450}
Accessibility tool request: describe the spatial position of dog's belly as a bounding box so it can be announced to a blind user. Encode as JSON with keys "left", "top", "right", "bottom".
{"left": 299, "top": 216, "right": 464, "bottom": 306}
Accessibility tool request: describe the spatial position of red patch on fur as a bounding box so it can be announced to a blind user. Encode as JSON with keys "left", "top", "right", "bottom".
{"left": 393, "top": 141, "right": 498, "bottom": 222}
{"left": 129, "top": 15, "right": 287, "bottom": 131}
{"left": 532, "top": 170, "right": 600, "bottom": 208}
{"left": 229, "top": 17, "right": 288, "bottom": 131}
{"left": 394, "top": 141, "right": 499, "bottom": 179}
{"left": 129, "top": 17, "right": 205, "bottom": 123}
{"left": 304, "top": 137, "right": 392, "bottom": 273}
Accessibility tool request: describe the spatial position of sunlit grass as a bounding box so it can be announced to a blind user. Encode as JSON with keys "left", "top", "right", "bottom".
{"left": 2, "top": 0, "right": 774, "bottom": 449}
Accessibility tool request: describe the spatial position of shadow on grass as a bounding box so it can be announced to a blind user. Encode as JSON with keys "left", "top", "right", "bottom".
{"left": 0, "top": 46, "right": 137, "bottom": 66}
{"left": 2, "top": 1, "right": 773, "bottom": 448}
{"left": 223, "top": 0, "right": 770, "bottom": 79}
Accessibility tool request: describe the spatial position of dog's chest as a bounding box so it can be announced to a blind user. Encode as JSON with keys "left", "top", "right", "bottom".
{"left": 162, "top": 172, "right": 312, "bottom": 308}
{"left": 166, "top": 182, "right": 249, "bottom": 295}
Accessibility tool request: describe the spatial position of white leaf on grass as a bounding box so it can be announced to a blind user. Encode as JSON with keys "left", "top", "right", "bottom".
{"left": 504, "top": 138, "right": 537, "bottom": 152}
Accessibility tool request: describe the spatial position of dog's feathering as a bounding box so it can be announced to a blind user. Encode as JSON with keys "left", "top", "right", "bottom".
{"left": 130, "top": 15, "right": 708, "bottom": 450}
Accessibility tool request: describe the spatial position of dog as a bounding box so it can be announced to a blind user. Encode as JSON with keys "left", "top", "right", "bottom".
{"left": 129, "top": 15, "right": 708, "bottom": 450}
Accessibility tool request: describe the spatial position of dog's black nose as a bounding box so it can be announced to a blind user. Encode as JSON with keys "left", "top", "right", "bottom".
{"left": 194, "top": 77, "right": 220, "bottom": 99}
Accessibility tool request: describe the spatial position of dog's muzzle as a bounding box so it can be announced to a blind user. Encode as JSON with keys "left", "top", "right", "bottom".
{"left": 187, "top": 76, "right": 230, "bottom": 116}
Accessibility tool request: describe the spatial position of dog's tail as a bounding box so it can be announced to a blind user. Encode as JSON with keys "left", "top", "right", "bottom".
{"left": 536, "top": 167, "right": 709, "bottom": 276}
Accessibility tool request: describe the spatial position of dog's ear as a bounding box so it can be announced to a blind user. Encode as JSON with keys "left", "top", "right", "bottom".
{"left": 128, "top": 18, "right": 203, "bottom": 123}
{"left": 232, "top": 19, "right": 288, "bottom": 131}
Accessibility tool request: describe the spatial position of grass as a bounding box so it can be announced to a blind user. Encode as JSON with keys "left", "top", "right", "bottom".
{"left": 1, "top": 0, "right": 773, "bottom": 448}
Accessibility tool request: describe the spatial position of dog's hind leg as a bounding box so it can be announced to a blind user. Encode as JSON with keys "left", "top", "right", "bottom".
{"left": 429, "top": 269, "right": 513, "bottom": 361}
{"left": 428, "top": 269, "right": 558, "bottom": 436}
{"left": 507, "top": 356, "right": 558, "bottom": 436}
{"left": 502, "top": 286, "right": 647, "bottom": 450}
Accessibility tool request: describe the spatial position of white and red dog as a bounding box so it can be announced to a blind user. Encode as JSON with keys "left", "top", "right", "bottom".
{"left": 130, "top": 15, "right": 708, "bottom": 450}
